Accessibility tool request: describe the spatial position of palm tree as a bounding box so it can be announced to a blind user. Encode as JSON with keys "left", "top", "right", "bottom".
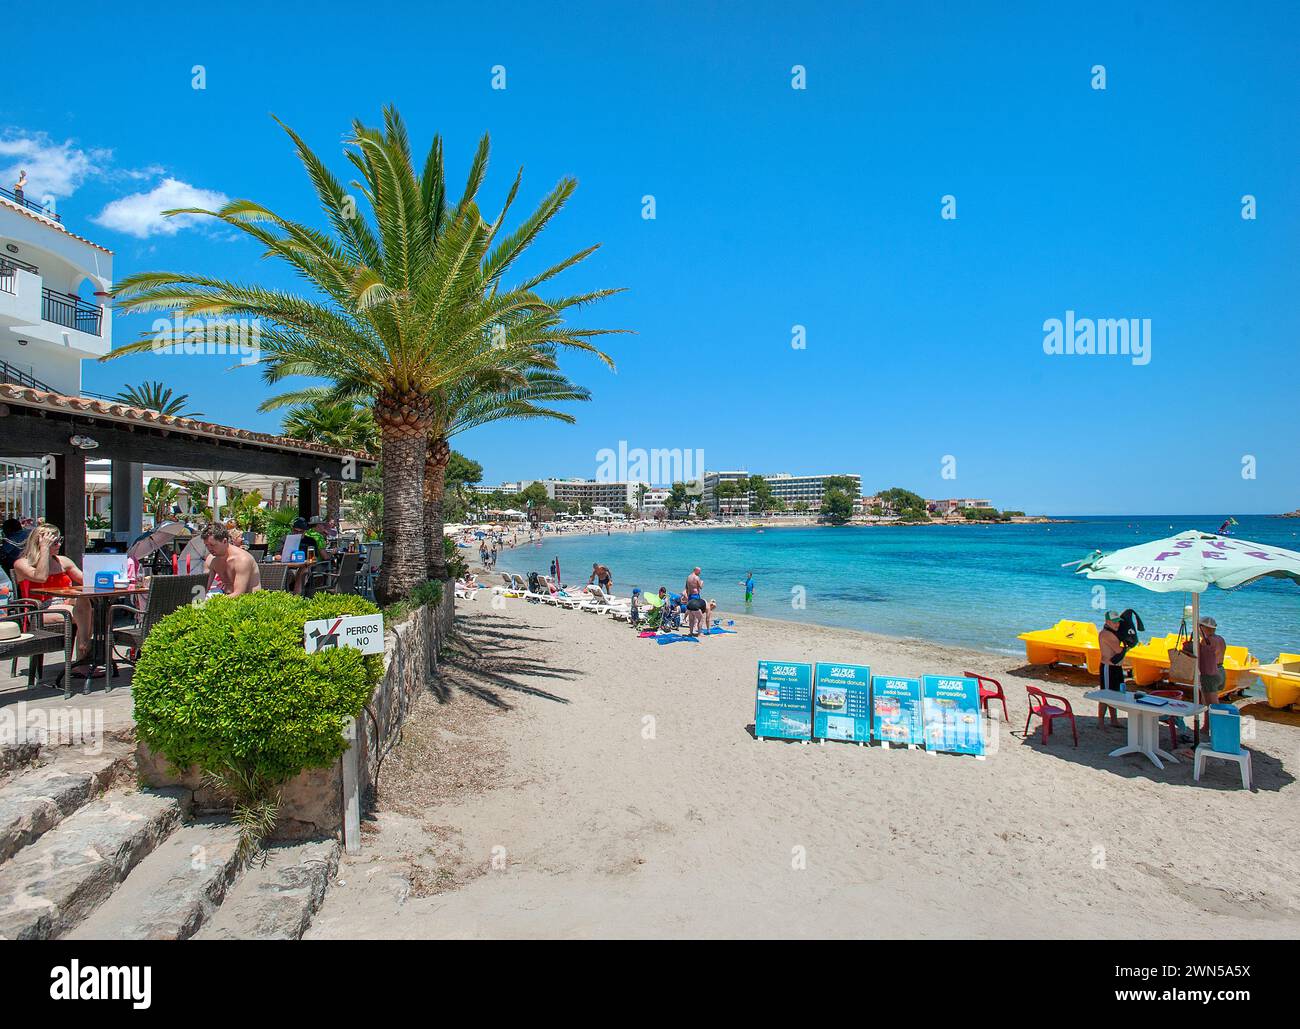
{"left": 105, "top": 107, "right": 622, "bottom": 603}
{"left": 114, "top": 381, "right": 202, "bottom": 418}
{"left": 143, "top": 478, "right": 179, "bottom": 523}
{"left": 421, "top": 355, "right": 590, "bottom": 579}
{"left": 280, "top": 401, "right": 377, "bottom": 527}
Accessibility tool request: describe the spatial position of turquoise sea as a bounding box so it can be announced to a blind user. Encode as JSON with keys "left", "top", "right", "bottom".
{"left": 495, "top": 515, "right": 1300, "bottom": 664}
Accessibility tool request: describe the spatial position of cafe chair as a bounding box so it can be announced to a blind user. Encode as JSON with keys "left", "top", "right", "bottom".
{"left": 1024, "top": 685, "right": 1078, "bottom": 747}
{"left": 1, "top": 601, "right": 74, "bottom": 697}
{"left": 318, "top": 552, "right": 359, "bottom": 595}
{"left": 109, "top": 573, "right": 208, "bottom": 678}
{"left": 964, "top": 670, "right": 1009, "bottom": 722}
{"left": 257, "top": 563, "right": 292, "bottom": 592}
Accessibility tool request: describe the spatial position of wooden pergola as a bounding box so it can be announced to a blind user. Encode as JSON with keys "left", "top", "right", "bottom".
{"left": 0, "top": 384, "right": 376, "bottom": 562}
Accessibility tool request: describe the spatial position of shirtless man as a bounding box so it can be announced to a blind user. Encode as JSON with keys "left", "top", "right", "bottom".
{"left": 684, "top": 566, "right": 705, "bottom": 636}
{"left": 202, "top": 524, "right": 261, "bottom": 596}
{"left": 588, "top": 562, "right": 614, "bottom": 596}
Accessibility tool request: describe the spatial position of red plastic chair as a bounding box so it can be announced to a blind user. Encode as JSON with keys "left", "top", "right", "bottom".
{"left": 964, "top": 670, "right": 1009, "bottom": 722}
{"left": 1149, "top": 689, "right": 1185, "bottom": 751}
{"left": 1024, "top": 685, "right": 1078, "bottom": 746}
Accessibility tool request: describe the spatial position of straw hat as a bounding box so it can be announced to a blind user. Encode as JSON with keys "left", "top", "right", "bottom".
{"left": 0, "top": 621, "right": 34, "bottom": 644}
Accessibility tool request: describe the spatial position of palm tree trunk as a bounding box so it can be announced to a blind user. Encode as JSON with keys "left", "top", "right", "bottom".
{"left": 375, "top": 393, "right": 434, "bottom": 605}
{"left": 424, "top": 435, "right": 451, "bottom": 582}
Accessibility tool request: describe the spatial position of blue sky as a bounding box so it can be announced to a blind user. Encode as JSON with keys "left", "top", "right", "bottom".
{"left": 3, "top": 1, "right": 1296, "bottom": 514}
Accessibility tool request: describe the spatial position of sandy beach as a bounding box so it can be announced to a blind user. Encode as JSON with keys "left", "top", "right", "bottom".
{"left": 307, "top": 594, "right": 1300, "bottom": 940}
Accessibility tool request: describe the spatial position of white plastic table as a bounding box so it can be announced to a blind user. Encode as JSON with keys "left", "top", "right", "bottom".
{"left": 1084, "top": 689, "right": 1206, "bottom": 770}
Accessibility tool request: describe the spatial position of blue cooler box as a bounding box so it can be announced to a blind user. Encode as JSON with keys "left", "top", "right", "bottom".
{"left": 1208, "top": 703, "right": 1241, "bottom": 754}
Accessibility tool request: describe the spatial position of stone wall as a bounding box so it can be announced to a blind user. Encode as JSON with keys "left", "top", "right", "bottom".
{"left": 137, "top": 586, "right": 455, "bottom": 841}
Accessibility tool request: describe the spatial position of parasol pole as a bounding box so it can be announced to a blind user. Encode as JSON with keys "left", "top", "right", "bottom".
{"left": 1191, "top": 589, "right": 1202, "bottom": 744}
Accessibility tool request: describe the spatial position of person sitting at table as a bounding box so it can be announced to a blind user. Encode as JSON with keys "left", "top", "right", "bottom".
{"left": 11, "top": 524, "right": 93, "bottom": 674}
{"left": 201, "top": 524, "right": 261, "bottom": 596}
{"left": 1096, "top": 609, "right": 1130, "bottom": 728}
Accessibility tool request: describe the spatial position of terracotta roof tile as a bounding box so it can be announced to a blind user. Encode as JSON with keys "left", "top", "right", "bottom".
{"left": 0, "top": 383, "right": 375, "bottom": 464}
{"left": 0, "top": 195, "right": 114, "bottom": 255}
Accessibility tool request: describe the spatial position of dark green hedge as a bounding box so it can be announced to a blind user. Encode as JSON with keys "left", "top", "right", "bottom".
{"left": 132, "top": 591, "right": 384, "bottom": 785}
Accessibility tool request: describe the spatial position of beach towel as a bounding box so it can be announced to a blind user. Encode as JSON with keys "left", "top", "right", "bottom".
{"left": 701, "top": 627, "right": 737, "bottom": 635}
{"left": 654, "top": 634, "right": 699, "bottom": 644}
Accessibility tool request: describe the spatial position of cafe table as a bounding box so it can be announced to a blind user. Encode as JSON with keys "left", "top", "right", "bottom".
{"left": 31, "top": 582, "right": 151, "bottom": 694}
{"left": 1083, "top": 689, "right": 1206, "bottom": 770}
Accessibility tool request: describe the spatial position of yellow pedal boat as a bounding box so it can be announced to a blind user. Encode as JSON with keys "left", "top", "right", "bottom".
{"left": 1256, "top": 654, "right": 1300, "bottom": 709}
{"left": 1018, "top": 620, "right": 1101, "bottom": 674}
{"left": 1123, "top": 633, "right": 1260, "bottom": 696}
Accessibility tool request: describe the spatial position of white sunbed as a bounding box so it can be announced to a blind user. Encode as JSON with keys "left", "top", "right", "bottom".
{"left": 544, "top": 578, "right": 600, "bottom": 611}
{"left": 583, "top": 584, "right": 633, "bottom": 620}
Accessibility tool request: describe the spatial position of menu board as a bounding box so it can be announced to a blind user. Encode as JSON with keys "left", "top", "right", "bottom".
{"left": 871, "top": 676, "right": 924, "bottom": 746}
{"left": 812, "top": 663, "right": 872, "bottom": 743}
{"left": 921, "top": 675, "right": 984, "bottom": 756}
{"left": 754, "top": 661, "right": 813, "bottom": 741}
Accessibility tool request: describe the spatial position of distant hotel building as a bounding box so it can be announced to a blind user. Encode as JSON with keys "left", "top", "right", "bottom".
{"left": 701, "top": 471, "right": 862, "bottom": 515}
{"left": 927, "top": 498, "right": 994, "bottom": 517}
{"left": 517, "top": 478, "right": 640, "bottom": 512}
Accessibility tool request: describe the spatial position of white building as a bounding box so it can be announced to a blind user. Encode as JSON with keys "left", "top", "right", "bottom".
{"left": 1, "top": 187, "right": 114, "bottom": 522}
{"left": 519, "top": 478, "right": 639, "bottom": 512}
{"left": 701, "top": 470, "right": 862, "bottom": 515}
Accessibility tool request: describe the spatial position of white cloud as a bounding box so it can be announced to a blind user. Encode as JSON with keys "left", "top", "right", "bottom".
{"left": 0, "top": 132, "right": 109, "bottom": 198}
{"left": 90, "top": 178, "right": 230, "bottom": 239}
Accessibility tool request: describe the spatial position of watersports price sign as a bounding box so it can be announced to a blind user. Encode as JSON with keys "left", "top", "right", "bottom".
{"left": 871, "top": 676, "right": 923, "bottom": 746}
{"left": 755, "top": 660, "right": 813, "bottom": 741}
{"left": 304, "top": 613, "right": 385, "bottom": 655}
{"left": 921, "top": 675, "right": 984, "bottom": 756}
{"left": 813, "top": 663, "right": 871, "bottom": 743}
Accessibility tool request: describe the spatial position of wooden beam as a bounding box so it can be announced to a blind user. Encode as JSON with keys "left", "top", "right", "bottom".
{"left": 0, "top": 408, "right": 361, "bottom": 481}
{"left": 44, "top": 452, "right": 86, "bottom": 564}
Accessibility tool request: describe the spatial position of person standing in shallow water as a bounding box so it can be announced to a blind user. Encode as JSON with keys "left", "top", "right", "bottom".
{"left": 740, "top": 571, "right": 754, "bottom": 604}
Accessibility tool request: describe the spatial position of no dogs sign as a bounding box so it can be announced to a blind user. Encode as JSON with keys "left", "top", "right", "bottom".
{"left": 303, "top": 613, "right": 385, "bottom": 655}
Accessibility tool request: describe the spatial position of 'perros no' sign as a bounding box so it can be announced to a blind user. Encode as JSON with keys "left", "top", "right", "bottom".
{"left": 303, "top": 613, "right": 385, "bottom": 655}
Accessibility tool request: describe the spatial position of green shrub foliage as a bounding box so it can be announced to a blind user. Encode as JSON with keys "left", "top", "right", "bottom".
{"left": 133, "top": 591, "right": 384, "bottom": 786}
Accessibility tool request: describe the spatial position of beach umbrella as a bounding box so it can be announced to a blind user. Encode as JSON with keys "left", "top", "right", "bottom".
{"left": 127, "top": 520, "right": 188, "bottom": 562}
{"left": 1071, "top": 529, "right": 1300, "bottom": 706}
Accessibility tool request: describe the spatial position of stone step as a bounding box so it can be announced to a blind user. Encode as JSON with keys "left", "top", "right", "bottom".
{"left": 195, "top": 839, "right": 340, "bottom": 940}
{"left": 1, "top": 737, "right": 43, "bottom": 775}
{"left": 0, "top": 788, "right": 184, "bottom": 940}
{"left": 66, "top": 819, "right": 244, "bottom": 940}
{"left": 0, "top": 739, "right": 135, "bottom": 864}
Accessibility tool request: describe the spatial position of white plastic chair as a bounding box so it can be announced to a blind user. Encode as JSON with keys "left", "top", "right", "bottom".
{"left": 1193, "top": 745, "right": 1252, "bottom": 789}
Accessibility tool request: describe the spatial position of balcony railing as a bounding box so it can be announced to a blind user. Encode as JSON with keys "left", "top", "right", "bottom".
{"left": 0, "top": 185, "right": 61, "bottom": 222}
{"left": 0, "top": 255, "right": 38, "bottom": 295}
{"left": 41, "top": 286, "right": 102, "bottom": 336}
{"left": 0, "top": 358, "right": 55, "bottom": 391}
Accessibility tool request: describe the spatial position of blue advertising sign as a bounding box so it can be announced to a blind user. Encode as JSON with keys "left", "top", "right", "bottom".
{"left": 871, "top": 676, "right": 923, "bottom": 746}
{"left": 921, "top": 675, "right": 985, "bottom": 756}
{"left": 754, "top": 661, "right": 813, "bottom": 741}
{"left": 813, "top": 663, "right": 871, "bottom": 743}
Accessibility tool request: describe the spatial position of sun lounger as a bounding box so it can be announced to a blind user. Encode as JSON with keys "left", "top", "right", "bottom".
{"left": 1257, "top": 654, "right": 1300, "bottom": 709}
{"left": 1017, "top": 620, "right": 1101, "bottom": 674}
{"left": 583, "top": 584, "right": 633, "bottom": 619}
{"left": 543, "top": 578, "right": 599, "bottom": 611}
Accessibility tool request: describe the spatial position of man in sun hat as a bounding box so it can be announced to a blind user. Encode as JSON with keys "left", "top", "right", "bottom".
{"left": 1096, "top": 610, "right": 1130, "bottom": 727}
{"left": 1182, "top": 615, "right": 1227, "bottom": 710}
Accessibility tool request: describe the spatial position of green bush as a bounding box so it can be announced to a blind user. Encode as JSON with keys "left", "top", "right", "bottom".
{"left": 132, "top": 591, "right": 383, "bottom": 854}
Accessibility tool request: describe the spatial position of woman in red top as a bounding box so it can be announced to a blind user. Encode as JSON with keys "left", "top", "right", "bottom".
{"left": 12, "top": 524, "right": 93, "bottom": 673}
